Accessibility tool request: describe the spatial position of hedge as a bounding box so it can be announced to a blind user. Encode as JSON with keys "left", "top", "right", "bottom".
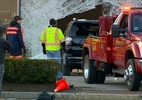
{"left": 3, "top": 58, "right": 61, "bottom": 84}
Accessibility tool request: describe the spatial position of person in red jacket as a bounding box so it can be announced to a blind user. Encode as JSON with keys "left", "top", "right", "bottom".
{"left": 6, "top": 16, "right": 26, "bottom": 58}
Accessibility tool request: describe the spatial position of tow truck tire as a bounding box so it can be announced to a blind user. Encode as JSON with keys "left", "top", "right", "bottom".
{"left": 97, "top": 70, "right": 106, "bottom": 84}
{"left": 83, "top": 55, "right": 97, "bottom": 84}
{"left": 125, "top": 59, "right": 141, "bottom": 91}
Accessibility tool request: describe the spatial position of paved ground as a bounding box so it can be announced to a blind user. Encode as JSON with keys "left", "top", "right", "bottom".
{"left": 64, "top": 70, "right": 142, "bottom": 92}
{"left": 1, "top": 70, "right": 142, "bottom": 100}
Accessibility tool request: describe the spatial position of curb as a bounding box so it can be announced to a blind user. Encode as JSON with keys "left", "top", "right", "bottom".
{"left": 2, "top": 92, "right": 142, "bottom": 100}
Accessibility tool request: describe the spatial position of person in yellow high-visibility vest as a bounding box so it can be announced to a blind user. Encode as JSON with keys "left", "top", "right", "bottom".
{"left": 40, "top": 18, "right": 65, "bottom": 80}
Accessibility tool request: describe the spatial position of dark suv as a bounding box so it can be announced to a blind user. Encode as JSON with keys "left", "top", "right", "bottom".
{"left": 62, "top": 18, "right": 99, "bottom": 75}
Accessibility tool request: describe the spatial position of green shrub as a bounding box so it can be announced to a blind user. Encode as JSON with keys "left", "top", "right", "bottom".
{"left": 4, "top": 58, "right": 61, "bottom": 84}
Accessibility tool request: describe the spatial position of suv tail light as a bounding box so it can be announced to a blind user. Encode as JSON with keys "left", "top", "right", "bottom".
{"left": 66, "top": 37, "right": 72, "bottom": 46}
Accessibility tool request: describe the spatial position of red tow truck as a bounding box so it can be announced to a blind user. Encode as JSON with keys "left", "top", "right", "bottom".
{"left": 82, "top": 6, "right": 142, "bottom": 91}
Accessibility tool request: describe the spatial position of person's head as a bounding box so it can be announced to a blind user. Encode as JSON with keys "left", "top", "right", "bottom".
{"left": 14, "top": 16, "right": 22, "bottom": 23}
{"left": 49, "top": 18, "right": 57, "bottom": 26}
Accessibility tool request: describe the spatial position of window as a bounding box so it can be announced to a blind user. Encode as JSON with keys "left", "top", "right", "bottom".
{"left": 131, "top": 13, "right": 142, "bottom": 32}
{"left": 74, "top": 23, "right": 99, "bottom": 36}
{"left": 120, "top": 14, "right": 128, "bottom": 29}
{"left": 0, "top": 0, "right": 19, "bottom": 27}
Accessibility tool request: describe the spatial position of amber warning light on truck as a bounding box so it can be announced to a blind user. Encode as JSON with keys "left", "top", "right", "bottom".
{"left": 121, "top": 5, "right": 131, "bottom": 12}
{"left": 121, "top": 5, "right": 142, "bottom": 12}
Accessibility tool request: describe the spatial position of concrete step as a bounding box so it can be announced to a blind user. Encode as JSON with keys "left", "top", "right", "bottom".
{"left": 4, "top": 99, "right": 36, "bottom": 100}
{"left": 1, "top": 91, "right": 142, "bottom": 100}
{"left": 2, "top": 92, "right": 40, "bottom": 100}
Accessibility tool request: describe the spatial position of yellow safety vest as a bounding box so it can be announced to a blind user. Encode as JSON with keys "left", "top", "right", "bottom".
{"left": 40, "top": 27, "right": 65, "bottom": 51}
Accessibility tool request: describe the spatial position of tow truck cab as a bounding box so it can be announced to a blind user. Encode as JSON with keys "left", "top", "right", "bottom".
{"left": 82, "top": 6, "right": 142, "bottom": 91}
{"left": 111, "top": 7, "right": 142, "bottom": 72}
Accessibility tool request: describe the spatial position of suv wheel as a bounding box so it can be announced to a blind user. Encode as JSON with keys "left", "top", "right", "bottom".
{"left": 62, "top": 52, "right": 71, "bottom": 76}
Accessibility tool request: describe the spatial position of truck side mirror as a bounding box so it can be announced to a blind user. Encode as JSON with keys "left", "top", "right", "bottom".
{"left": 111, "top": 25, "right": 127, "bottom": 37}
{"left": 111, "top": 25, "right": 120, "bottom": 37}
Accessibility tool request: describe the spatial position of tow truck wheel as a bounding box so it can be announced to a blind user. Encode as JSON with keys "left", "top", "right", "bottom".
{"left": 125, "top": 59, "right": 141, "bottom": 91}
{"left": 95, "top": 63, "right": 107, "bottom": 84}
{"left": 97, "top": 70, "right": 106, "bottom": 84}
{"left": 83, "top": 55, "right": 97, "bottom": 83}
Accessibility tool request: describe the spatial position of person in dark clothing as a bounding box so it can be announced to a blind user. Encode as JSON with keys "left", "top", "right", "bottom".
{"left": 6, "top": 16, "right": 26, "bottom": 58}
{"left": 0, "top": 27, "right": 11, "bottom": 99}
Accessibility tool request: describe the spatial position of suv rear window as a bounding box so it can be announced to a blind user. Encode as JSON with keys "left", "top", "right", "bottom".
{"left": 72, "top": 23, "right": 99, "bottom": 36}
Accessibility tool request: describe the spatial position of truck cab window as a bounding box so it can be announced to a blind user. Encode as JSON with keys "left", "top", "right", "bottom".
{"left": 120, "top": 14, "right": 128, "bottom": 29}
{"left": 131, "top": 13, "right": 142, "bottom": 32}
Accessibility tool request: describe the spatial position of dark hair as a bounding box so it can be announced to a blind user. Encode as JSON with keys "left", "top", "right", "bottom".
{"left": 49, "top": 19, "right": 56, "bottom": 25}
{"left": 14, "top": 16, "right": 22, "bottom": 21}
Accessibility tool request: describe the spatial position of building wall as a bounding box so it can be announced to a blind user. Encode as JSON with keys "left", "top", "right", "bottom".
{"left": 20, "top": 0, "right": 142, "bottom": 58}
{"left": 20, "top": 0, "right": 101, "bottom": 58}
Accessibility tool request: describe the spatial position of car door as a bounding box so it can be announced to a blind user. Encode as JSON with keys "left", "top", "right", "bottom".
{"left": 113, "top": 14, "right": 128, "bottom": 68}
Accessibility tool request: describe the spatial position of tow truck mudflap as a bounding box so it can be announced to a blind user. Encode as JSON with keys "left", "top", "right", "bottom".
{"left": 134, "top": 59, "right": 142, "bottom": 73}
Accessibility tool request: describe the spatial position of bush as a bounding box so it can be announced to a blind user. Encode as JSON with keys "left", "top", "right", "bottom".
{"left": 4, "top": 58, "right": 61, "bottom": 84}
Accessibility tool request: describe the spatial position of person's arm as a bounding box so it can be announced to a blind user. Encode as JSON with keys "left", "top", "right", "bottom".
{"left": 40, "top": 29, "right": 46, "bottom": 54}
{"left": 16, "top": 26, "right": 26, "bottom": 54}
{"left": 40, "top": 29, "right": 46, "bottom": 43}
{"left": 41, "top": 43, "right": 46, "bottom": 54}
{"left": 58, "top": 28, "right": 65, "bottom": 52}
{"left": 58, "top": 29, "right": 65, "bottom": 43}
{"left": 17, "top": 27, "right": 25, "bottom": 48}
{"left": 2, "top": 38, "right": 12, "bottom": 52}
